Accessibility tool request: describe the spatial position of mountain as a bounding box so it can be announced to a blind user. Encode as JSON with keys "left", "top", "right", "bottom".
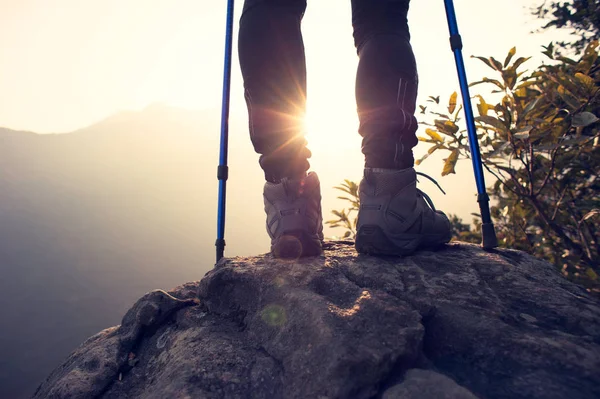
{"left": 0, "top": 104, "right": 269, "bottom": 398}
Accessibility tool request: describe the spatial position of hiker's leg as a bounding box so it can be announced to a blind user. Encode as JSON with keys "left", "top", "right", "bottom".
{"left": 239, "top": 0, "right": 310, "bottom": 183}
{"left": 239, "top": 0, "right": 322, "bottom": 259}
{"left": 351, "top": 1, "right": 452, "bottom": 256}
{"left": 351, "top": 0, "right": 418, "bottom": 170}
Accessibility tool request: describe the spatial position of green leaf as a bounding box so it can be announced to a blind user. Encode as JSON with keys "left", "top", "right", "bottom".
{"left": 343, "top": 231, "right": 351, "bottom": 238}
{"left": 490, "top": 57, "right": 504, "bottom": 71}
{"left": 471, "top": 56, "right": 493, "bottom": 69}
{"left": 469, "top": 77, "right": 505, "bottom": 91}
{"left": 415, "top": 152, "right": 430, "bottom": 165}
{"left": 428, "top": 96, "right": 440, "bottom": 104}
{"left": 575, "top": 73, "right": 595, "bottom": 90}
{"left": 580, "top": 209, "right": 600, "bottom": 223}
{"left": 586, "top": 268, "right": 598, "bottom": 281}
{"left": 476, "top": 115, "right": 509, "bottom": 134}
{"left": 521, "top": 97, "right": 541, "bottom": 120}
{"left": 556, "top": 55, "right": 577, "bottom": 65}
{"left": 511, "top": 56, "right": 531, "bottom": 71}
{"left": 453, "top": 104, "right": 463, "bottom": 122}
{"left": 475, "top": 95, "right": 490, "bottom": 116}
{"left": 493, "top": 104, "right": 512, "bottom": 127}
{"left": 572, "top": 112, "right": 599, "bottom": 127}
{"left": 515, "top": 80, "right": 539, "bottom": 90}
{"left": 425, "top": 128, "right": 444, "bottom": 143}
{"left": 485, "top": 141, "right": 511, "bottom": 158}
{"left": 444, "top": 121, "right": 459, "bottom": 134}
{"left": 542, "top": 42, "right": 554, "bottom": 59}
{"left": 513, "top": 126, "right": 532, "bottom": 140}
{"left": 331, "top": 210, "right": 347, "bottom": 219}
{"left": 448, "top": 91, "right": 458, "bottom": 114}
{"left": 435, "top": 120, "right": 460, "bottom": 136}
{"left": 504, "top": 47, "right": 516, "bottom": 67}
{"left": 428, "top": 144, "right": 441, "bottom": 155}
{"left": 442, "top": 150, "right": 459, "bottom": 176}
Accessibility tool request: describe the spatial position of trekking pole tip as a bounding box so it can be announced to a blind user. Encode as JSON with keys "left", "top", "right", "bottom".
{"left": 216, "top": 238, "right": 226, "bottom": 263}
{"left": 481, "top": 222, "right": 498, "bottom": 249}
{"left": 476, "top": 193, "right": 498, "bottom": 250}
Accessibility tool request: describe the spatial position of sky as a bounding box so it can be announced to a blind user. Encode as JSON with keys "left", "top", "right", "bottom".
{"left": 0, "top": 0, "right": 573, "bottom": 234}
{"left": 0, "top": 0, "right": 569, "bottom": 133}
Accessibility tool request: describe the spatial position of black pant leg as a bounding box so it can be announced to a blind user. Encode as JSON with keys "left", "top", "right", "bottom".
{"left": 238, "top": 0, "right": 310, "bottom": 182}
{"left": 351, "top": 0, "right": 419, "bottom": 170}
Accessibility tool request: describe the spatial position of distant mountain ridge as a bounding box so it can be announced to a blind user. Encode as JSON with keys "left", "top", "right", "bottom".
{"left": 0, "top": 127, "right": 36, "bottom": 137}
{"left": 0, "top": 104, "right": 268, "bottom": 398}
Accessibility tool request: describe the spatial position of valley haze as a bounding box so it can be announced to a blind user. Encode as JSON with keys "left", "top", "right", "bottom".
{"left": 1, "top": 104, "right": 479, "bottom": 398}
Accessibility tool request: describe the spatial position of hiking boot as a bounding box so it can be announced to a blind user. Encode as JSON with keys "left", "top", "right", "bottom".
{"left": 263, "top": 172, "right": 324, "bottom": 258}
{"left": 355, "top": 167, "right": 452, "bottom": 256}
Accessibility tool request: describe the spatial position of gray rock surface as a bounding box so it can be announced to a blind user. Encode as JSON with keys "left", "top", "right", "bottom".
{"left": 382, "top": 369, "right": 479, "bottom": 399}
{"left": 33, "top": 241, "right": 600, "bottom": 399}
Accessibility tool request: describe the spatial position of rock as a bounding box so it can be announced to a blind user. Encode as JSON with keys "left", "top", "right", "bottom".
{"left": 32, "top": 289, "right": 198, "bottom": 399}
{"left": 382, "top": 369, "right": 479, "bottom": 399}
{"left": 117, "top": 289, "right": 199, "bottom": 364}
{"left": 31, "top": 326, "right": 120, "bottom": 399}
{"left": 33, "top": 242, "right": 600, "bottom": 399}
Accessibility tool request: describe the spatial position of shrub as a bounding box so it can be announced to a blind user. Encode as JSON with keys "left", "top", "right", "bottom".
{"left": 328, "top": 41, "right": 600, "bottom": 294}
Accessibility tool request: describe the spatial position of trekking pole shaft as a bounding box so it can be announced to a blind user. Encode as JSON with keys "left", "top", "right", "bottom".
{"left": 216, "top": 0, "right": 235, "bottom": 262}
{"left": 443, "top": 0, "right": 498, "bottom": 249}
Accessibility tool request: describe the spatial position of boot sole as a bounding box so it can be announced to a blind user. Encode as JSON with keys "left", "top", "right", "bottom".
{"left": 355, "top": 225, "right": 450, "bottom": 256}
{"left": 272, "top": 230, "right": 323, "bottom": 259}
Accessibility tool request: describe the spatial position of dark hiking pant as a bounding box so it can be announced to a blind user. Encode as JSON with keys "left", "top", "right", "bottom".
{"left": 239, "top": 0, "right": 418, "bottom": 182}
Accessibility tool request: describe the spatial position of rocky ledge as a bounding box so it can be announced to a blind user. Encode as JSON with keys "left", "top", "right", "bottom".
{"left": 33, "top": 241, "right": 600, "bottom": 399}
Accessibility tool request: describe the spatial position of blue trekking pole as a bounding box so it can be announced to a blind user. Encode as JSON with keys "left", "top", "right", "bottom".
{"left": 443, "top": 0, "right": 498, "bottom": 249}
{"left": 216, "top": 0, "right": 235, "bottom": 262}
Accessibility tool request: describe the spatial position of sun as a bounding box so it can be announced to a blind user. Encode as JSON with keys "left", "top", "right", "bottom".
{"left": 303, "top": 97, "right": 361, "bottom": 155}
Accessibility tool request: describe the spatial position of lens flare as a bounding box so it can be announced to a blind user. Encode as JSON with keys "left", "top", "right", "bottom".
{"left": 261, "top": 304, "right": 287, "bottom": 327}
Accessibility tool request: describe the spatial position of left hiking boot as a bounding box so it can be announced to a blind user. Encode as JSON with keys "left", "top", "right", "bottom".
{"left": 263, "top": 172, "right": 324, "bottom": 258}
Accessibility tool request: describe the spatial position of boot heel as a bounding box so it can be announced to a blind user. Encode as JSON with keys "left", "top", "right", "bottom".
{"left": 272, "top": 230, "right": 322, "bottom": 259}
{"left": 355, "top": 225, "right": 420, "bottom": 256}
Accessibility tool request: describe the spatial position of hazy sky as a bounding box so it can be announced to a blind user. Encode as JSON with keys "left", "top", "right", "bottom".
{"left": 0, "top": 0, "right": 568, "bottom": 133}
{"left": 0, "top": 0, "right": 572, "bottom": 232}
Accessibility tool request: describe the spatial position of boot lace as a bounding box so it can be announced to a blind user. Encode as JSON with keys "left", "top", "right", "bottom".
{"left": 415, "top": 171, "right": 446, "bottom": 212}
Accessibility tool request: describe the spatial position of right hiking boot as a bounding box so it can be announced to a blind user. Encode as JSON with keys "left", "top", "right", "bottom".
{"left": 355, "top": 167, "right": 452, "bottom": 256}
{"left": 263, "top": 172, "right": 324, "bottom": 259}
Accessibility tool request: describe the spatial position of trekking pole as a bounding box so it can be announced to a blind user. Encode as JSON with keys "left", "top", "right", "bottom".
{"left": 216, "top": 0, "right": 235, "bottom": 262}
{"left": 443, "top": 0, "right": 498, "bottom": 249}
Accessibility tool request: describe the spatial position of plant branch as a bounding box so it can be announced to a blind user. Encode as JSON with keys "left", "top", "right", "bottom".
{"left": 535, "top": 143, "right": 560, "bottom": 196}
{"left": 551, "top": 185, "right": 569, "bottom": 221}
{"left": 529, "top": 195, "right": 589, "bottom": 264}
{"left": 528, "top": 143, "right": 535, "bottom": 197}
